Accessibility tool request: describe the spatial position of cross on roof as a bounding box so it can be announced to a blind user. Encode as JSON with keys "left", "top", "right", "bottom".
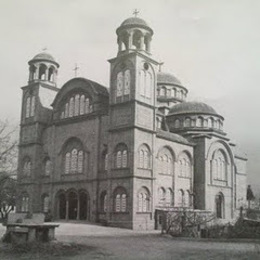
{"left": 73, "top": 63, "right": 80, "bottom": 77}
{"left": 42, "top": 47, "right": 48, "bottom": 52}
{"left": 133, "top": 9, "right": 139, "bottom": 17}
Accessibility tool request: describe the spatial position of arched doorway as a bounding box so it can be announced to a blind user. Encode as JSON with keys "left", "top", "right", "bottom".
{"left": 79, "top": 191, "right": 88, "bottom": 220}
{"left": 59, "top": 193, "right": 66, "bottom": 219}
{"left": 68, "top": 191, "right": 78, "bottom": 220}
{"left": 216, "top": 193, "right": 224, "bottom": 219}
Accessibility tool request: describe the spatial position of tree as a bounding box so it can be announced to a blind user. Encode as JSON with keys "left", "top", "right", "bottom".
{"left": 246, "top": 185, "right": 255, "bottom": 209}
{"left": 0, "top": 120, "right": 18, "bottom": 222}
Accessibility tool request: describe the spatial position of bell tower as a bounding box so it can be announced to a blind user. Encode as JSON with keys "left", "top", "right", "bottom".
{"left": 18, "top": 52, "right": 59, "bottom": 213}
{"left": 107, "top": 14, "right": 160, "bottom": 229}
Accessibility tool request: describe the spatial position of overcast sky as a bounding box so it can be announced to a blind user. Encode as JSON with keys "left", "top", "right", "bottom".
{"left": 1, "top": 0, "right": 259, "bottom": 191}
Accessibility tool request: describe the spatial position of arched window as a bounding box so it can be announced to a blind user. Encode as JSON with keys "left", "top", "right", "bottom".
{"left": 100, "top": 191, "right": 107, "bottom": 213}
{"left": 44, "top": 159, "right": 52, "bottom": 176}
{"left": 137, "top": 187, "right": 150, "bottom": 212}
{"left": 48, "top": 67, "right": 55, "bottom": 81}
{"left": 197, "top": 117, "right": 203, "bottom": 127}
{"left": 215, "top": 193, "right": 224, "bottom": 218}
{"left": 138, "top": 144, "right": 150, "bottom": 169}
{"left": 23, "top": 159, "right": 31, "bottom": 176}
{"left": 25, "top": 96, "right": 35, "bottom": 118}
{"left": 185, "top": 190, "right": 191, "bottom": 208}
{"left": 39, "top": 64, "right": 47, "bottom": 80}
{"left": 69, "top": 97, "right": 74, "bottom": 117}
{"left": 21, "top": 193, "right": 29, "bottom": 212}
{"left": 65, "top": 103, "right": 69, "bottom": 118}
{"left": 161, "top": 86, "right": 166, "bottom": 96}
{"left": 178, "top": 152, "right": 192, "bottom": 178}
{"left": 211, "top": 150, "right": 227, "bottom": 182}
{"left": 42, "top": 195, "right": 49, "bottom": 213}
{"left": 114, "top": 143, "right": 128, "bottom": 168}
{"left": 158, "top": 187, "right": 166, "bottom": 205}
{"left": 146, "top": 72, "right": 152, "bottom": 98}
{"left": 209, "top": 117, "right": 214, "bottom": 128}
{"left": 178, "top": 189, "right": 185, "bottom": 207}
{"left": 165, "top": 188, "right": 174, "bottom": 206}
{"left": 158, "top": 147, "right": 174, "bottom": 175}
{"left": 114, "top": 187, "right": 127, "bottom": 212}
{"left": 174, "top": 119, "right": 181, "bottom": 128}
{"left": 64, "top": 140, "right": 85, "bottom": 174}
{"left": 184, "top": 118, "right": 191, "bottom": 128}
{"left": 140, "top": 70, "right": 145, "bottom": 96}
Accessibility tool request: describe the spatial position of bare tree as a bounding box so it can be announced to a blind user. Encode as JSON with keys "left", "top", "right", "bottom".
{"left": 0, "top": 119, "right": 18, "bottom": 222}
{"left": 246, "top": 185, "right": 255, "bottom": 209}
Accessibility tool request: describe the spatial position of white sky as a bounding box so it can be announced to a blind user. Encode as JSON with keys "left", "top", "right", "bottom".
{"left": 0, "top": 0, "right": 260, "bottom": 191}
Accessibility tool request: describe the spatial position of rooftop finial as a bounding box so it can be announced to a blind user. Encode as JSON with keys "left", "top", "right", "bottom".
{"left": 133, "top": 9, "right": 139, "bottom": 17}
{"left": 42, "top": 47, "right": 48, "bottom": 52}
{"left": 73, "top": 63, "right": 80, "bottom": 77}
{"left": 159, "top": 61, "right": 164, "bottom": 72}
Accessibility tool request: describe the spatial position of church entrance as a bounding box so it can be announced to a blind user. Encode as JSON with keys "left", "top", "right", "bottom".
{"left": 79, "top": 191, "right": 88, "bottom": 220}
{"left": 216, "top": 193, "right": 224, "bottom": 219}
{"left": 59, "top": 193, "right": 66, "bottom": 219}
{"left": 68, "top": 191, "right": 78, "bottom": 220}
{"left": 56, "top": 189, "right": 89, "bottom": 221}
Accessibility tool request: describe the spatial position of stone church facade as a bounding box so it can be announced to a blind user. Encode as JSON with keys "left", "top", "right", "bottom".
{"left": 17, "top": 16, "right": 247, "bottom": 230}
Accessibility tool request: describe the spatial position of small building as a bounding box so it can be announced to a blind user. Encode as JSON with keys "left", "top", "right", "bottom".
{"left": 17, "top": 15, "right": 247, "bottom": 230}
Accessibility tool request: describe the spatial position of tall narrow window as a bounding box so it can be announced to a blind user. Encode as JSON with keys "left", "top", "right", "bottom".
{"left": 21, "top": 194, "right": 29, "bottom": 212}
{"left": 124, "top": 70, "right": 130, "bottom": 95}
{"left": 116, "top": 151, "right": 122, "bottom": 168}
{"left": 30, "top": 96, "right": 35, "bottom": 117}
{"left": 104, "top": 153, "right": 108, "bottom": 170}
{"left": 45, "top": 159, "right": 52, "bottom": 176}
{"left": 115, "top": 194, "right": 121, "bottom": 212}
{"left": 117, "top": 72, "right": 123, "bottom": 97}
{"left": 65, "top": 152, "right": 71, "bottom": 174}
{"left": 122, "top": 150, "right": 127, "bottom": 167}
{"left": 26, "top": 97, "right": 31, "bottom": 118}
{"left": 71, "top": 149, "right": 78, "bottom": 173}
{"left": 77, "top": 150, "right": 83, "bottom": 173}
{"left": 74, "top": 94, "right": 80, "bottom": 116}
{"left": 80, "top": 95, "right": 85, "bottom": 115}
{"left": 114, "top": 188, "right": 127, "bottom": 212}
{"left": 69, "top": 97, "right": 74, "bottom": 117}
{"left": 65, "top": 103, "right": 69, "bottom": 118}
{"left": 85, "top": 98, "right": 90, "bottom": 113}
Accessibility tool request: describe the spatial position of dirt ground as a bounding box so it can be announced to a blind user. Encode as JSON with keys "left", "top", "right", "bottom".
{"left": 1, "top": 222, "right": 260, "bottom": 259}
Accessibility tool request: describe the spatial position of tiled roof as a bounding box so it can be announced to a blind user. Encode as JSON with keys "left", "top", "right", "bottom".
{"left": 156, "top": 130, "right": 193, "bottom": 146}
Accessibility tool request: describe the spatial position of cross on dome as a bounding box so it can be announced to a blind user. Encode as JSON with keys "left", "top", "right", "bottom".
{"left": 133, "top": 9, "right": 139, "bottom": 17}
{"left": 73, "top": 63, "right": 80, "bottom": 77}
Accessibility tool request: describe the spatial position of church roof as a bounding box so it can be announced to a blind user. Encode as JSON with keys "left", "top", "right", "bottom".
{"left": 157, "top": 72, "right": 182, "bottom": 86}
{"left": 168, "top": 102, "right": 219, "bottom": 116}
{"left": 156, "top": 130, "right": 193, "bottom": 146}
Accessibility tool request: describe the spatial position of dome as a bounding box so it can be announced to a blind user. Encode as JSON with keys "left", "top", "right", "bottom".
{"left": 120, "top": 17, "right": 149, "bottom": 27}
{"left": 29, "top": 52, "right": 59, "bottom": 67}
{"left": 168, "top": 102, "right": 219, "bottom": 116}
{"left": 157, "top": 72, "right": 182, "bottom": 86}
{"left": 117, "top": 17, "right": 153, "bottom": 34}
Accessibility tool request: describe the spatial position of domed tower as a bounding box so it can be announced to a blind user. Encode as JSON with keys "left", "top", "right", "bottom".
{"left": 116, "top": 16, "right": 153, "bottom": 56}
{"left": 107, "top": 15, "right": 160, "bottom": 229}
{"left": 157, "top": 72, "right": 188, "bottom": 115}
{"left": 28, "top": 52, "right": 59, "bottom": 87}
{"left": 166, "top": 101, "right": 225, "bottom": 136}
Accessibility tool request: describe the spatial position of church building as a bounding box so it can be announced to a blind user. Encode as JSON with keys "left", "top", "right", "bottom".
{"left": 17, "top": 15, "right": 247, "bottom": 230}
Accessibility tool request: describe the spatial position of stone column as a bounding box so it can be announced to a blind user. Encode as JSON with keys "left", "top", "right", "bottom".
{"left": 146, "top": 38, "right": 151, "bottom": 53}
{"left": 65, "top": 199, "right": 69, "bottom": 220}
{"left": 128, "top": 32, "right": 133, "bottom": 50}
{"left": 77, "top": 197, "right": 80, "bottom": 220}
{"left": 45, "top": 67, "right": 49, "bottom": 81}
{"left": 140, "top": 35, "right": 145, "bottom": 50}
{"left": 118, "top": 38, "right": 123, "bottom": 52}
